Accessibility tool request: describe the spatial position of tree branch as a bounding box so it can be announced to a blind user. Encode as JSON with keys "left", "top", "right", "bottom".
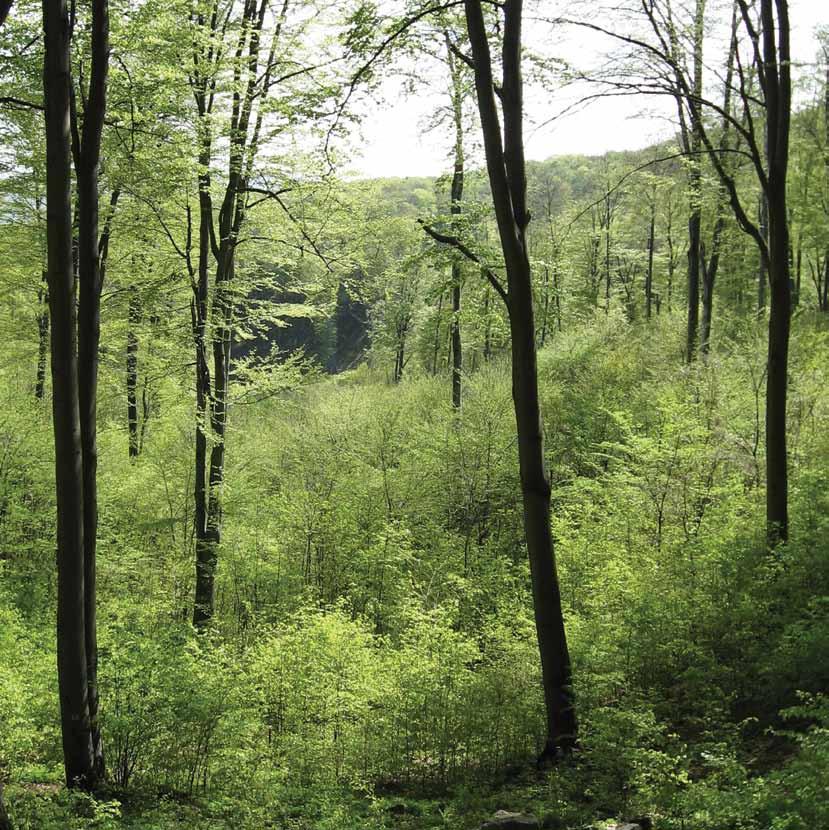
{"left": 419, "top": 219, "right": 509, "bottom": 307}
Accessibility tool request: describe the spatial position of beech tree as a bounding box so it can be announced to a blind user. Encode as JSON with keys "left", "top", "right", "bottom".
{"left": 426, "top": 0, "right": 578, "bottom": 759}
{"left": 187, "top": 0, "right": 340, "bottom": 625}
{"left": 464, "top": 0, "right": 576, "bottom": 759}
{"left": 42, "top": 0, "right": 98, "bottom": 789}
{"left": 653, "top": 0, "right": 794, "bottom": 542}
{"left": 72, "top": 0, "right": 110, "bottom": 773}
{"left": 566, "top": 0, "right": 794, "bottom": 541}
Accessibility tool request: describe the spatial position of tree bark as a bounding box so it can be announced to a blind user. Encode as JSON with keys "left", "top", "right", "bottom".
{"left": 758, "top": 194, "right": 768, "bottom": 311}
{"left": 126, "top": 287, "right": 140, "bottom": 458}
{"left": 191, "top": 0, "right": 271, "bottom": 626}
{"left": 448, "top": 33, "right": 465, "bottom": 410}
{"left": 35, "top": 271, "right": 49, "bottom": 399}
{"left": 72, "top": 0, "right": 109, "bottom": 776}
{"left": 762, "top": 0, "right": 792, "bottom": 545}
{"left": 646, "top": 207, "right": 655, "bottom": 319}
{"left": 465, "top": 0, "right": 576, "bottom": 759}
{"left": 43, "top": 0, "right": 95, "bottom": 787}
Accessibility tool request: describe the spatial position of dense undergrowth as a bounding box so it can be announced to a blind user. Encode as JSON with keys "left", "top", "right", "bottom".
{"left": 1, "top": 310, "right": 828, "bottom": 828}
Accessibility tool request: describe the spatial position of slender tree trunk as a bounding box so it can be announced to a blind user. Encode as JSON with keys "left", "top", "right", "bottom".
{"left": 192, "top": 0, "right": 271, "bottom": 626}
{"left": 393, "top": 327, "right": 406, "bottom": 383}
{"left": 675, "top": 0, "right": 705, "bottom": 361}
{"left": 448, "top": 33, "right": 465, "bottom": 409}
{"left": 666, "top": 200, "right": 676, "bottom": 313}
{"left": 483, "top": 284, "right": 492, "bottom": 360}
{"left": 700, "top": 249, "right": 715, "bottom": 355}
{"left": 465, "top": 0, "right": 576, "bottom": 759}
{"left": 432, "top": 293, "right": 443, "bottom": 375}
{"left": 35, "top": 271, "right": 49, "bottom": 399}
{"left": 604, "top": 193, "right": 611, "bottom": 312}
{"left": 553, "top": 265, "right": 562, "bottom": 332}
{"left": 539, "top": 265, "right": 550, "bottom": 346}
{"left": 766, "top": 223, "right": 790, "bottom": 544}
{"left": 822, "top": 64, "right": 829, "bottom": 312}
{"left": 687, "top": 203, "right": 701, "bottom": 359}
{"left": 700, "top": 8, "right": 738, "bottom": 357}
{"left": 758, "top": 194, "right": 768, "bottom": 311}
{"left": 646, "top": 207, "right": 655, "bottom": 319}
{"left": 700, "top": 210, "right": 727, "bottom": 357}
{"left": 762, "top": 0, "right": 792, "bottom": 545}
{"left": 192, "top": 151, "right": 213, "bottom": 627}
{"left": 819, "top": 256, "right": 829, "bottom": 311}
{"left": 126, "top": 287, "right": 140, "bottom": 458}
{"left": 43, "top": 0, "right": 95, "bottom": 787}
{"left": 451, "top": 277, "right": 462, "bottom": 408}
{"left": 73, "top": 0, "right": 109, "bottom": 775}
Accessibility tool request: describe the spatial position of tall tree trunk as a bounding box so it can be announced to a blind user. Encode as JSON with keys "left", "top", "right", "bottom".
{"left": 687, "top": 207, "right": 701, "bottom": 358}
{"left": 646, "top": 206, "right": 655, "bottom": 319}
{"left": 822, "top": 62, "right": 829, "bottom": 312}
{"left": 126, "top": 287, "right": 140, "bottom": 458}
{"left": 448, "top": 34, "right": 465, "bottom": 409}
{"left": 666, "top": 199, "right": 675, "bottom": 313}
{"left": 43, "top": 0, "right": 95, "bottom": 787}
{"left": 673, "top": 0, "right": 705, "bottom": 361}
{"left": 700, "top": 244, "right": 716, "bottom": 356}
{"left": 451, "top": 276, "right": 462, "bottom": 408}
{"left": 762, "top": 0, "right": 792, "bottom": 545}
{"left": 192, "top": 147, "right": 213, "bottom": 627}
{"left": 604, "top": 192, "right": 611, "bottom": 312}
{"left": 73, "top": 0, "right": 109, "bottom": 775}
{"left": 465, "top": 0, "right": 576, "bottom": 759}
{"left": 700, "top": 6, "right": 738, "bottom": 357}
{"left": 192, "top": 0, "right": 271, "bottom": 626}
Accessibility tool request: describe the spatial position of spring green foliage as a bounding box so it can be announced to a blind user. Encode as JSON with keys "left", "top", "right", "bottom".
{"left": 0, "top": 304, "right": 828, "bottom": 827}
{"left": 1, "top": 1, "right": 829, "bottom": 825}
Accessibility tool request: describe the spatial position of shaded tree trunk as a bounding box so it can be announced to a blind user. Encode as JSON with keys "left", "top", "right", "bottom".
{"left": 393, "top": 324, "right": 406, "bottom": 383}
{"left": 539, "top": 265, "right": 550, "bottom": 345}
{"left": 465, "top": 0, "right": 576, "bottom": 759}
{"left": 483, "top": 284, "right": 492, "bottom": 360}
{"left": 687, "top": 206, "right": 701, "bottom": 358}
{"left": 43, "top": 0, "right": 95, "bottom": 787}
{"left": 448, "top": 34, "right": 464, "bottom": 409}
{"left": 432, "top": 293, "right": 443, "bottom": 375}
{"left": 72, "top": 0, "right": 109, "bottom": 775}
{"left": 700, "top": 7, "right": 738, "bottom": 357}
{"left": 451, "top": 278, "right": 462, "bottom": 408}
{"left": 191, "top": 0, "right": 274, "bottom": 626}
{"left": 35, "top": 271, "right": 49, "bottom": 399}
{"left": 126, "top": 287, "right": 140, "bottom": 458}
{"left": 646, "top": 207, "right": 655, "bottom": 319}
{"left": 758, "top": 193, "right": 768, "bottom": 311}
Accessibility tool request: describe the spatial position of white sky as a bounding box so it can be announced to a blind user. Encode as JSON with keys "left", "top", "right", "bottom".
{"left": 349, "top": 0, "right": 829, "bottom": 179}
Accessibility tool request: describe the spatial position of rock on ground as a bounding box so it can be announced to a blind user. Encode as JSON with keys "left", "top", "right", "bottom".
{"left": 480, "top": 810, "right": 541, "bottom": 830}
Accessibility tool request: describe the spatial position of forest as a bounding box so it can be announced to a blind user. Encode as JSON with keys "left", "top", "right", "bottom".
{"left": 0, "top": 0, "right": 828, "bottom": 827}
